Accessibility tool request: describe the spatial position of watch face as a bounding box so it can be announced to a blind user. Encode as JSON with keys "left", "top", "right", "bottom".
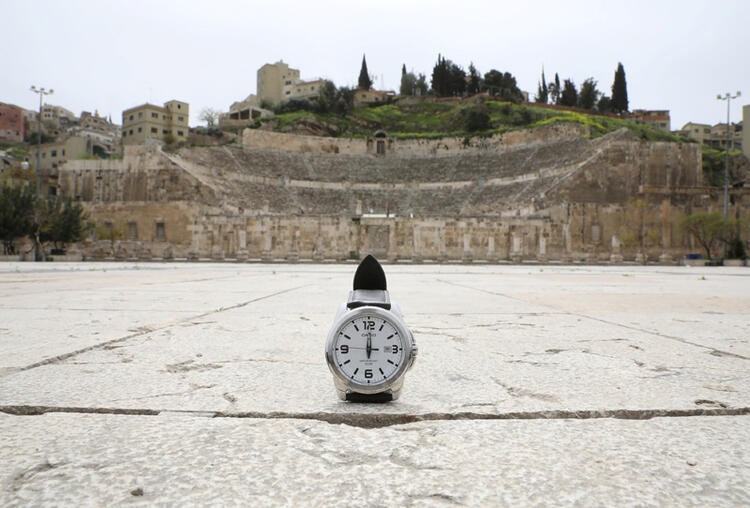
{"left": 327, "top": 307, "right": 408, "bottom": 391}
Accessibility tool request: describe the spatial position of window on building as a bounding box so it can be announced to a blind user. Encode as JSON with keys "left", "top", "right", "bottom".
{"left": 130, "top": 129, "right": 134, "bottom": 135}
{"left": 127, "top": 222, "right": 138, "bottom": 240}
{"left": 138, "top": 112, "right": 143, "bottom": 118}
{"left": 163, "top": 129, "right": 168, "bottom": 134}
{"left": 138, "top": 127, "right": 142, "bottom": 132}
{"left": 51, "top": 150, "right": 57, "bottom": 157}
{"left": 151, "top": 112, "right": 158, "bottom": 119}
{"left": 155, "top": 222, "right": 165, "bottom": 241}
{"left": 177, "top": 104, "right": 181, "bottom": 109}
{"left": 129, "top": 115, "right": 134, "bottom": 121}
{"left": 178, "top": 116, "right": 184, "bottom": 122}
{"left": 151, "top": 127, "right": 157, "bottom": 133}
{"left": 62, "top": 149, "right": 65, "bottom": 156}
{"left": 177, "top": 131, "right": 184, "bottom": 137}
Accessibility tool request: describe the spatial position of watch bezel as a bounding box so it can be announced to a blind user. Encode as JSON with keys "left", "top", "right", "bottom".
{"left": 325, "top": 305, "right": 413, "bottom": 396}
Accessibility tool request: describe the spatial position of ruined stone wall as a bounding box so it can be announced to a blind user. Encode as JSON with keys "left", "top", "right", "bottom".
{"left": 242, "top": 123, "right": 589, "bottom": 157}
{"left": 57, "top": 127, "right": 739, "bottom": 264}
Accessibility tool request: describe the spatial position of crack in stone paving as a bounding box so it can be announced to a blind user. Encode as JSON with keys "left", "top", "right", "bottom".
{"left": 5, "top": 285, "right": 308, "bottom": 376}
{"left": 437, "top": 279, "right": 750, "bottom": 360}
{"left": 1, "top": 405, "right": 748, "bottom": 429}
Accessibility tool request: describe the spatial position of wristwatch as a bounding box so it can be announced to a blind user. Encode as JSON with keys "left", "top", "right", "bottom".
{"left": 325, "top": 255, "right": 417, "bottom": 402}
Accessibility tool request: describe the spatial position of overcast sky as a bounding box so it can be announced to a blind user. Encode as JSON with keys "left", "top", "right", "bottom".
{"left": 2, "top": 0, "right": 748, "bottom": 130}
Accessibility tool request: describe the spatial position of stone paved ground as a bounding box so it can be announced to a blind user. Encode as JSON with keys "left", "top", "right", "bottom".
{"left": 0, "top": 262, "right": 748, "bottom": 506}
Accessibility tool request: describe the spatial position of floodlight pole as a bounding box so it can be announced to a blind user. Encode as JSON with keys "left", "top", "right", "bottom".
{"left": 29, "top": 85, "right": 54, "bottom": 261}
{"left": 716, "top": 91, "right": 740, "bottom": 221}
{"left": 29, "top": 85, "right": 54, "bottom": 196}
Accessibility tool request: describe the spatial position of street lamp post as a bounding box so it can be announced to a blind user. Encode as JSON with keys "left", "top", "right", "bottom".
{"left": 716, "top": 91, "right": 741, "bottom": 221}
{"left": 29, "top": 85, "right": 54, "bottom": 196}
{"left": 29, "top": 86, "right": 54, "bottom": 261}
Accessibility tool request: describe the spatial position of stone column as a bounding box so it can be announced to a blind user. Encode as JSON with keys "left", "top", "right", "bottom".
{"left": 438, "top": 226, "right": 447, "bottom": 263}
{"left": 537, "top": 234, "right": 547, "bottom": 262}
{"left": 412, "top": 225, "right": 422, "bottom": 263}
{"left": 659, "top": 199, "right": 673, "bottom": 264}
{"left": 387, "top": 223, "right": 397, "bottom": 262}
{"left": 236, "top": 225, "right": 248, "bottom": 261}
{"left": 288, "top": 226, "right": 299, "bottom": 262}
{"left": 610, "top": 235, "right": 624, "bottom": 264}
{"left": 511, "top": 232, "right": 522, "bottom": 263}
{"left": 462, "top": 231, "right": 473, "bottom": 263}
{"left": 261, "top": 221, "right": 273, "bottom": 262}
{"left": 188, "top": 223, "right": 201, "bottom": 261}
{"left": 487, "top": 235, "right": 497, "bottom": 263}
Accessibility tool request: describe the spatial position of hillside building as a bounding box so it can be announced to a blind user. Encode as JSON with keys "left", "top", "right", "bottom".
{"left": 0, "top": 103, "right": 27, "bottom": 142}
{"left": 744, "top": 105, "right": 749, "bottom": 159}
{"left": 40, "top": 104, "right": 77, "bottom": 129}
{"left": 121, "top": 101, "right": 189, "bottom": 145}
{"left": 676, "top": 121, "right": 743, "bottom": 152}
{"left": 628, "top": 110, "right": 671, "bottom": 132}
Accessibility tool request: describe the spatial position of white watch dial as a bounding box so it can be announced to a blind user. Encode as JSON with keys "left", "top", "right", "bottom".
{"left": 331, "top": 312, "right": 406, "bottom": 386}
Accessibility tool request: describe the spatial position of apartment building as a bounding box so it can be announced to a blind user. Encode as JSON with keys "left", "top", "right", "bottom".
{"left": 258, "top": 61, "right": 301, "bottom": 106}
{"left": 744, "top": 105, "right": 749, "bottom": 159}
{"left": 0, "top": 103, "right": 27, "bottom": 142}
{"left": 121, "top": 100, "right": 189, "bottom": 145}
{"left": 628, "top": 110, "right": 671, "bottom": 132}
{"left": 257, "top": 61, "right": 326, "bottom": 107}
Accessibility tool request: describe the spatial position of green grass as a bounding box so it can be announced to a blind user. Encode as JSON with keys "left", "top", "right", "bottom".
{"left": 263, "top": 98, "right": 689, "bottom": 142}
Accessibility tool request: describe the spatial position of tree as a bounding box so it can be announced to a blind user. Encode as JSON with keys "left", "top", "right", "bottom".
{"left": 547, "top": 73, "right": 562, "bottom": 104}
{"left": 44, "top": 198, "right": 88, "bottom": 252}
{"left": 400, "top": 65, "right": 418, "bottom": 96}
{"left": 578, "top": 78, "right": 600, "bottom": 110}
{"left": 678, "top": 211, "right": 735, "bottom": 260}
{"left": 199, "top": 108, "right": 221, "bottom": 128}
{"left": 0, "top": 184, "right": 34, "bottom": 254}
{"left": 30, "top": 197, "right": 89, "bottom": 256}
{"left": 559, "top": 79, "right": 578, "bottom": 107}
{"left": 334, "top": 86, "right": 355, "bottom": 115}
{"left": 431, "top": 54, "right": 465, "bottom": 96}
{"left": 415, "top": 73, "right": 428, "bottom": 96}
{"left": 462, "top": 106, "right": 490, "bottom": 132}
{"left": 534, "top": 68, "right": 548, "bottom": 104}
{"left": 597, "top": 95, "right": 613, "bottom": 113}
{"left": 483, "top": 70, "right": 523, "bottom": 102}
{"left": 611, "top": 62, "right": 629, "bottom": 114}
{"left": 317, "top": 81, "right": 354, "bottom": 115}
{"left": 467, "top": 62, "right": 481, "bottom": 96}
{"left": 358, "top": 54, "right": 372, "bottom": 90}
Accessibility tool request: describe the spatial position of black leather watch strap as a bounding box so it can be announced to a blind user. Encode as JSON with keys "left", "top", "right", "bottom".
{"left": 345, "top": 391, "right": 393, "bottom": 403}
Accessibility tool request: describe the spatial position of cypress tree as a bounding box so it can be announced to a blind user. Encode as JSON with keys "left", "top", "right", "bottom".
{"left": 535, "top": 68, "right": 548, "bottom": 103}
{"left": 358, "top": 55, "right": 372, "bottom": 90}
{"left": 611, "top": 62, "right": 629, "bottom": 114}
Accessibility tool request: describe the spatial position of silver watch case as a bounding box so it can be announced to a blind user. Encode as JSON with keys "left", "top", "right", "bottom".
{"left": 325, "top": 303, "right": 417, "bottom": 401}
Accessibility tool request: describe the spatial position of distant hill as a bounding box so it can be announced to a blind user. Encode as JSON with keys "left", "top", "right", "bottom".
{"left": 257, "top": 97, "right": 686, "bottom": 143}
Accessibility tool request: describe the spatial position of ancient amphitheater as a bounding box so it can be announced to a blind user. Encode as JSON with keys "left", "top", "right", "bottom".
{"left": 57, "top": 123, "right": 722, "bottom": 263}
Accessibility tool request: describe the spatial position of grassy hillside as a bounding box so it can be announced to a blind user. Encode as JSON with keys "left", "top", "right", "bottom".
{"left": 261, "top": 98, "right": 687, "bottom": 143}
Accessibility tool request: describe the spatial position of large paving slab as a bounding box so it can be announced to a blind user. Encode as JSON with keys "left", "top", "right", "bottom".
{"left": 0, "top": 262, "right": 748, "bottom": 505}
